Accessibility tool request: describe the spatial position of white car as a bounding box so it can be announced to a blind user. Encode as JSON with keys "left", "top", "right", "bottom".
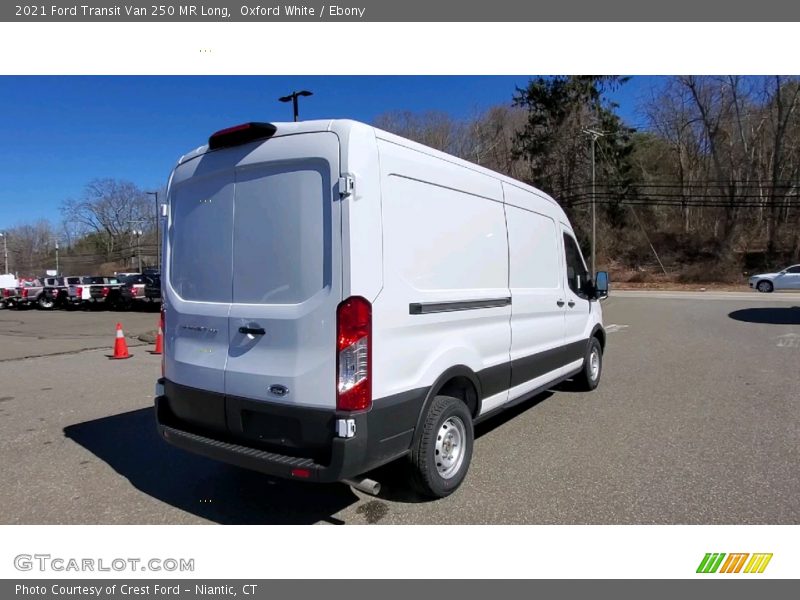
{"left": 155, "top": 119, "right": 608, "bottom": 498}
{"left": 749, "top": 265, "right": 800, "bottom": 292}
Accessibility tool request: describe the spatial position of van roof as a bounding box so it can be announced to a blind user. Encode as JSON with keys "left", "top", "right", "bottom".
{"left": 178, "top": 119, "right": 561, "bottom": 209}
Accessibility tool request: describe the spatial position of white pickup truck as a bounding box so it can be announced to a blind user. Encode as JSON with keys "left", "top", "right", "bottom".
{"left": 0, "top": 273, "right": 18, "bottom": 309}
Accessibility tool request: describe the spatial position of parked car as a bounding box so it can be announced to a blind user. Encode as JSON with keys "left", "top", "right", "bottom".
{"left": 749, "top": 265, "right": 800, "bottom": 292}
{"left": 119, "top": 273, "right": 161, "bottom": 308}
{"left": 66, "top": 276, "right": 124, "bottom": 309}
{"left": 155, "top": 119, "right": 608, "bottom": 499}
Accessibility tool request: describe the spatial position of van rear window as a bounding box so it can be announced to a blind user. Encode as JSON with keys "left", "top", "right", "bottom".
{"left": 169, "top": 175, "right": 234, "bottom": 303}
{"left": 169, "top": 161, "right": 328, "bottom": 304}
{"left": 232, "top": 164, "right": 327, "bottom": 304}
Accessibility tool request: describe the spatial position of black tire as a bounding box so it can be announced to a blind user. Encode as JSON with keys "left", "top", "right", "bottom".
{"left": 573, "top": 336, "right": 603, "bottom": 391}
{"left": 38, "top": 295, "right": 55, "bottom": 310}
{"left": 756, "top": 280, "right": 773, "bottom": 293}
{"left": 408, "top": 395, "right": 474, "bottom": 498}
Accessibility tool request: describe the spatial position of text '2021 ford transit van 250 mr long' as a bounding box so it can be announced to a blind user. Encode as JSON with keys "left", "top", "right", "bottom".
{"left": 154, "top": 119, "right": 609, "bottom": 498}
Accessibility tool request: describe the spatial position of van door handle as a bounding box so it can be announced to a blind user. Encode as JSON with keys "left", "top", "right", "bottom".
{"left": 556, "top": 299, "right": 565, "bottom": 307}
{"left": 568, "top": 300, "right": 576, "bottom": 308}
{"left": 239, "top": 326, "right": 266, "bottom": 335}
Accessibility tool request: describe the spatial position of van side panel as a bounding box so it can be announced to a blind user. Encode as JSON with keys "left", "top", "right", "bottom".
{"left": 373, "top": 139, "right": 511, "bottom": 406}
{"left": 493, "top": 185, "right": 570, "bottom": 414}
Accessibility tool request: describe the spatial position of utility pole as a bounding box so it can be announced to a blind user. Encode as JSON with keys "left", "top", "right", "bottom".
{"left": 0, "top": 232, "right": 7, "bottom": 274}
{"left": 278, "top": 90, "right": 313, "bottom": 122}
{"left": 582, "top": 129, "right": 605, "bottom": 277}
{"left": 147, "top": 191, "right": 160, "bottom": 271}
{"left": 55, "top": 239, "right": 59, "bottom": 274}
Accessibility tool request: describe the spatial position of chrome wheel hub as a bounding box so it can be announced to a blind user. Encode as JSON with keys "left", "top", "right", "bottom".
{"left": 589, "top": 349, "right": 600, "bottom": 381}
{"left": 435, "top": 416, "right": 466, "bottom": 480}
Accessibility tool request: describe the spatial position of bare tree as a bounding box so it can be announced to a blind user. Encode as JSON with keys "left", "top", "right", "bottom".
{"left": 61, "top": 178, "right": 151, "bottom": 258}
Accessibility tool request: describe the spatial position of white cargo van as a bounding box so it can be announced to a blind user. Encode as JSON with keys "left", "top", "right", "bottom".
{"left": 155, "top": 119, "right": 608, "bottom": 498}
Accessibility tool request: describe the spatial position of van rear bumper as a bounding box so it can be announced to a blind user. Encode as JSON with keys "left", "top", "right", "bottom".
{"left": 154, "top": 379, "right": 425, "bottom": 483}
{"left": 156, "top": 396, "right": 368, "bottom": 482}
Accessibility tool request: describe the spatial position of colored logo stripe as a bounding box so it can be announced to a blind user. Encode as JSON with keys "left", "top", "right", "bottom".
{"left": 744, "top": 553, "right": 773, "bottom": 574}
{"left": 697, "top": 553, "right": 726, "bottom": 573}
{"left": 697, "top": 553, "right": 773, "bottom": 574}
{"left": 719, "top": 553, "right": 749, "bottom": 573}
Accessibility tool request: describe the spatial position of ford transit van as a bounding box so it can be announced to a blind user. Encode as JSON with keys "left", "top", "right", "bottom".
{"left": 155, "top": 119, "right": 608, "bottom": 498}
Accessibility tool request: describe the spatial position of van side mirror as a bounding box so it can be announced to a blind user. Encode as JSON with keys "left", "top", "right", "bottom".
{"left": 594, "top": 271, "right": 609, "bottom": 299}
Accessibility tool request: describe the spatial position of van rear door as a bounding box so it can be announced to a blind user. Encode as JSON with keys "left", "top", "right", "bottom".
{"left": 165, "top": 155, "right": 235, "bottom": 402}
{"left": 224, "top": 132, "right": 342, "bottom": 412}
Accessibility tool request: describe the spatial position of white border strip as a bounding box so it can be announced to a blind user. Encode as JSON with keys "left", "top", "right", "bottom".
{"left": 1, "top": 525, "right": 797, "bottom": 579}
{"left": 1, "top": 23, "right": 799, "bottom": 75}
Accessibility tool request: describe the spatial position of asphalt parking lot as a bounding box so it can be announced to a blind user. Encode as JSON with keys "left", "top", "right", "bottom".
{"left": 0, "top": 291, "right": 798, "bottom": 524}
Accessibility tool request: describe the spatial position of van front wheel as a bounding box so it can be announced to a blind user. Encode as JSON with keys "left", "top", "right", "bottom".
{"left": 409, "top": 395, "right": 473, "bottom": 498}
{"left": 573, "top": 337, "right": 603, "bottom": 391}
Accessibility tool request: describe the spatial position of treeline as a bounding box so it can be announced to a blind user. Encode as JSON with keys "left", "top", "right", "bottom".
{"left": 5, "top": 76, "right": 799, "bottom": 281}
{"left": 376, "top": 76, "right": 800, "bottom": 281}
{"left": 2, "top": 179, "right": 162, "bottom": 277}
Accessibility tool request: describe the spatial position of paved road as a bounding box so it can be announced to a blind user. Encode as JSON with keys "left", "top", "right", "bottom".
{"left": 0, "top": 292, "right": 798, "bottom": 524}
{"left": 0, "top": 307, "right": 159, "bottom": 361}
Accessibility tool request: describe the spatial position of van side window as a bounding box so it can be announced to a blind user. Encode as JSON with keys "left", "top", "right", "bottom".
{"left": 563, "top": 233, "right": 588, "bottom": 297}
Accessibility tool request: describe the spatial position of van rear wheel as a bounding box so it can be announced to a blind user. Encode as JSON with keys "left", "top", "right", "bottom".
{"left": 573, "top": 337, "right": 603, "bottom": 391}
{"left": 409, "top": 395, "right": 473, "bottom": 498}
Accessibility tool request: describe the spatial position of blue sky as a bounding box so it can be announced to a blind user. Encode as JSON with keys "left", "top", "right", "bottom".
{"left": 0, "top": 75, "right": 657, "bottom": 228}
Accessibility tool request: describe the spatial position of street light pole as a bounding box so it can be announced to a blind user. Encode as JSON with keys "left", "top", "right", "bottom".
{"left": 55, "top": 240, "right": 59, "bottom": 274}
{"left": 147, "top": 191, "right": 160, "bottom": 271}
{"left": 127, "top": 220, "right": 145, "bottom": 272}
{"left": 278, "top": 90, "right": 313, "bottom": 122}
{"left": 135, "top": 230, "right": 143, "bottom": 272}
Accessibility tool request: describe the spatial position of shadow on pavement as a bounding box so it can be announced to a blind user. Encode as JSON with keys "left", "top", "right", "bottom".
{"left": 65, "top": 388, "right": 561, "bottom": 513}
{"left": 728, "top": 306, "right": 800, "bottom": 325}
{"left": 63, "top": 408, "right": 358, "bottom": 524}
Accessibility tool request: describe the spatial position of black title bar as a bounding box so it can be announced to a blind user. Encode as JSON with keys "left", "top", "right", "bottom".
{"left": 5, "top": 0, "right": 800, "bottom": 21}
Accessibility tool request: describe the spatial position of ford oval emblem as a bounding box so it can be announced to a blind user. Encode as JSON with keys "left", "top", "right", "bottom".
{"left": 269, "top": 385, "right": 289, "bottom": 397}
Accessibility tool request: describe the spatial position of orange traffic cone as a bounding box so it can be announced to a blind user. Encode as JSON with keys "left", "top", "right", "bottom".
{"left": 109, "top": 322, "right": 132, "bottom": 360}
{"left": 150, "top": 314, "right": 163, "bottom": 355}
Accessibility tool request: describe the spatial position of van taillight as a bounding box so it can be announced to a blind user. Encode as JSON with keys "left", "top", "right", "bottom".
{"left": 336, "top": 296, "right": 371, "bottom": 411}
